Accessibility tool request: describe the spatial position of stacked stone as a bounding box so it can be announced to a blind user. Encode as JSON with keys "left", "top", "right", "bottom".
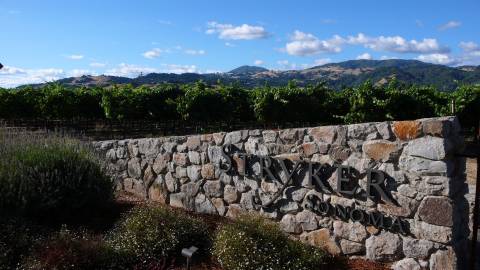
{"left": 93, "top": 116, "right": 467, "bottom": 269}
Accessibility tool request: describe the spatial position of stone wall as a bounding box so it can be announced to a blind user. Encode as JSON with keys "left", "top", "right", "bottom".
{"left": 94, "top": 116, "right": 469, "bottom": 269}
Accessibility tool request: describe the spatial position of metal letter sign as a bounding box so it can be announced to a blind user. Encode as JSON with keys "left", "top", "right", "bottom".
{"left": 218, "top": 144, "right": 408, "bottom": 234}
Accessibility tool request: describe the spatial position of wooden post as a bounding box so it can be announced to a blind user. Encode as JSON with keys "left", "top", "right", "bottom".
{"left": 451, "top": 99, "right": 456, "bottom": 115}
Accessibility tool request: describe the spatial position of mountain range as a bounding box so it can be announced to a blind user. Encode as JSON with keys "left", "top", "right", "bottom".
{"left": 47, "top": 59, "right": 480, "bottom": 91}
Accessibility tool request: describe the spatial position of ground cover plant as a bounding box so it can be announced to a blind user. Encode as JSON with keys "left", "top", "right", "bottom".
{"left": 213, "top": 214, "right": 336, "bottom": 270}
{"left": 105, "top": 205, "right": 212, "bottom": 268}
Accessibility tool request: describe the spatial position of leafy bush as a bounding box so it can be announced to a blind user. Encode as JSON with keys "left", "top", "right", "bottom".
{"left": 101, "top": 84, "right": 182, "bottom": 120}
{"left": 453, "top": 85, "right": 480, "bottom": 132}
{"left": 213, "top": 215, "right": 332, "bottom": 270}
{"left": 177, "top": 81, "right": 254, "bottom": 121}
{"left": 106, "top": 206, "right": 211, "bottom": 266}
{"left": 342, "top": 81, "right": 389, "bottom": 124}
{"left": 251, "top": 82, "right": 336, "bottom": 123}
{"left": 0, "top": 130, "right": 114, "bottom": 220}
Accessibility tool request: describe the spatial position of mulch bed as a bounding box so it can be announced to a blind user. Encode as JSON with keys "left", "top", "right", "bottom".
{"left": 114, "top": 192, "right": 389, "bottom": 270}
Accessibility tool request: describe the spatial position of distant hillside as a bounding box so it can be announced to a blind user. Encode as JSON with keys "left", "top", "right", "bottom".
{"left": 22, "top": 60, "right": 480, "bottom": 91}
{"left": 227, "top": 65, "right": 269, "bottom": 75}
{"left": 56, "top": 75, "right": 132, "bottom": 87}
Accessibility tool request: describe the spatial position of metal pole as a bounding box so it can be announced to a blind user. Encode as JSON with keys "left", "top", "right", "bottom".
{"left": 469, "top": 156, "right": 480, "bottom": 270}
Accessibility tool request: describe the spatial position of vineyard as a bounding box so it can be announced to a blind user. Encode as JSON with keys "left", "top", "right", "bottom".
{"left": 1, "top": 80, "right": 479, "bottom": 137}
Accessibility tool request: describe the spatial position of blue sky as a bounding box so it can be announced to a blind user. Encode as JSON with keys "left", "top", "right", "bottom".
{"left": 1, "top": 0, "right": 479, "bottom": 87}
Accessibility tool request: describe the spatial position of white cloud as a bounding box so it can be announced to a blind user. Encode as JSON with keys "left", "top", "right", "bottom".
{"left": 356, "top": 53, "right": 372, "bottom": 60}
{"left": 380, "top": 55, "right": 398, "bottom": 60}
{"left": 347, "top": 33, "right": 449, "bottom": 54}
{"left": 90, "top": 62, "right": 106, "bottom": 68}
{"left": 416, "top": 53, "right": 458, "bottom": 65}
{"left": 459, "top": 41, "right": 480, "bottom": 53}
{"left": 0, "top": 62, "right": 201, "bottom": 88}
{"left": 0, "top": 66, "right": 26, "bottom": 75}
{"left": 225, "top": 42, "right": 236, "bottom": 47}
{"left": 103, "top": 63, "right": 201, "bottom": 77}
{"left": 254, "top": 60, "right": 264, "bottom": 65}
{"left": 160, "top": 64, "right": 199, "bottom": 74}
{"left": 67, "top": 54, "right": 84, "bottom": 60}
{"left": 284, "top": 31, "right": 449, "bottom": 56}
{"left": 106, "top": 63, "right": 157, "bottom": 77}
{"left": 205, "top": 69, "right": 223, "bottom": 74}
{"left": 185, "top": 49, "right": 205, "bottom": 55}
{"left": 438, "top": 21, "right": 461, "bottom": 31}
{"left": 206, "top": 21, "right": 269, "bottom": 40}
{"left": 414, "top": 42, "right": 480, "bottom": 66}
{"left": 142, "top": 48, "right": 164, "bottom": 59}
{"left": 285, "top": 31, "right": 343, "bottom": 56}
{"left": 0, "top": 66, "right": 65, "bottom": 88}
{"left": 313, "top": 58, "right": 332, "bottom": 66}
{"left": 276, "top": 60, "right": 300, "bottom": 70}
{"left": 69, "top": 69, "right": 97, "bottom": 77}
{"left": 456, "top": 41, "right": 480, "bottom": 66}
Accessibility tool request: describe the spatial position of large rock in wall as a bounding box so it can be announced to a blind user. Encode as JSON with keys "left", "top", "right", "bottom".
{"left": 93, "top": 116, "right": 470, "bottom": 269}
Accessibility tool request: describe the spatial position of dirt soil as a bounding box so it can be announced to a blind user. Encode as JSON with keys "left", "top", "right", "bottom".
{"left": 115, "top": 192, "right": 390, "bottom": 270}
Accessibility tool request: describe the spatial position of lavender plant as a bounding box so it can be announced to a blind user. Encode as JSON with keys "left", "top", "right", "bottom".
{"left": 0, "top": 127, "right": 114, "bottom": 220}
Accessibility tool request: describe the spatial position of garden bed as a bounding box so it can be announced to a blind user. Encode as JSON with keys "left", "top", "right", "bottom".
{"left": 116, "top": 192, "right": 389, "bottom": 270}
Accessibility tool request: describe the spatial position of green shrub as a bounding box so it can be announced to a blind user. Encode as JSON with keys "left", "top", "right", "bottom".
{"left": 453, "top": 84, "right": 480, "bottom": 132}
{"left": 177, "top": 81, "right": 254, "bottom": 122}
{"left": 106, "top": 206, "right": 211, "bottom": 266}
{"left": 0, "top": 131, "right": 114, "bottom": 220}
{"left": 213, "top": 215, "right": 333, "bottom": 270}
{"left": 101, "top": 84, "right": 182, "bottom": 120}
{"left": 251, "top": 82, "right": 333, "bottom": 123}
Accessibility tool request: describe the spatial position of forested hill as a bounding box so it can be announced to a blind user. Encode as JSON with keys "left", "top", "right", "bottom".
{"left": 29, "top": 60, "right": 480, "bottom": 91}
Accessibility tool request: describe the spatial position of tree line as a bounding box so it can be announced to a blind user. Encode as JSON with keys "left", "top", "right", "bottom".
{"left": 0, "top": 80, "right": 479, "bottom": 131}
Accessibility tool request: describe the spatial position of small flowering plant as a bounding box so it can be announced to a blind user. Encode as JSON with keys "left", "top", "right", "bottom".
{"left": 213, "top": 214, "right": 333, "bottom": 270}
